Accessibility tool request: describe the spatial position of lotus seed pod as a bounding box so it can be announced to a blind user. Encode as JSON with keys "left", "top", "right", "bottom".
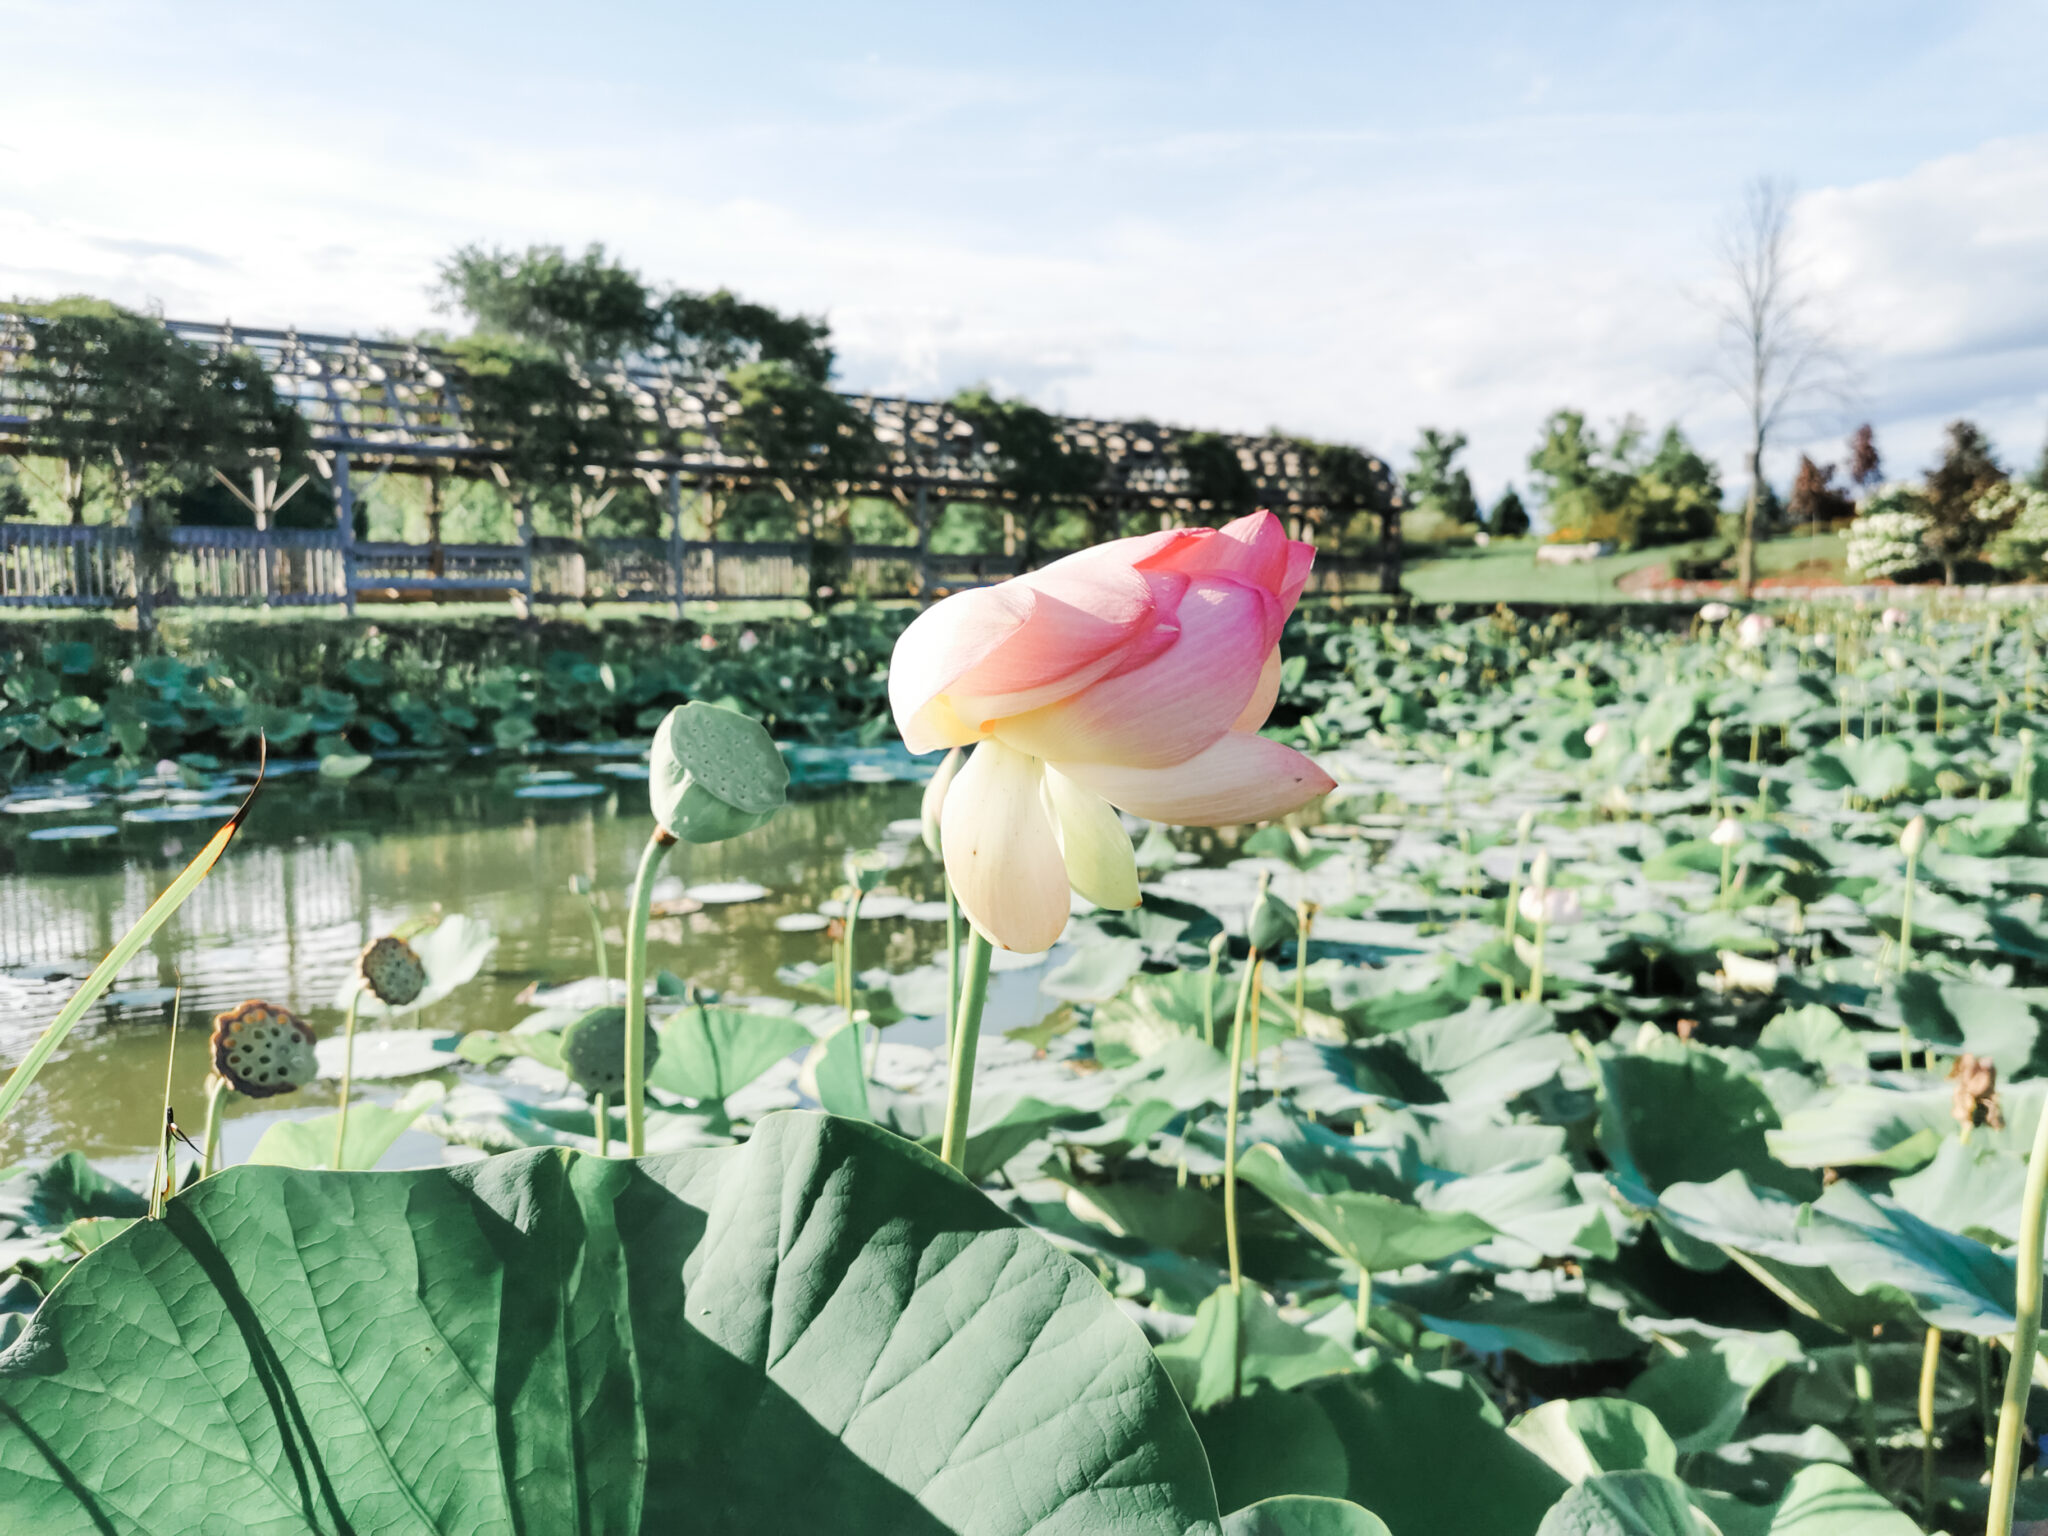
{"left": 1900, "top": 815, "right": 1928, "bottom": 857}
{"left": 210, "top": 1000, "right": 318, "bottom": 1099}
{"left": 560, "top": 1005, "right": 661, "bottom": 1100}
{"left": 357, "top": 935, "right": 427, "bottom": 1007}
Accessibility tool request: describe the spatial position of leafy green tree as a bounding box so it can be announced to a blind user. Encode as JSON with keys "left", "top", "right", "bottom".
{"left": 436, "top": 244, "right": 656, "bottom": 361}
{"left": 1488, "top": 486, "right": 1529, "bottom": 537}
{"left": 723, "top": 360, "right": 882, "bottom": 548}
{"left": 0, "top": 462, "right": 31, "bottom": 521}
{"left": 1175, "top": 432, "right": 1257, "bottom": 519}
{"left": 1404, "top": 428, "right": 1479, "bottom": 527}
{"left": 1526, "top": 410, "right": 1638, "bottom": 542}
{"left": 661, "top": 289, "right": 833, "bottom": 383}
{"left": 1924, "top": 419, "right": 2007, "bottom": 585}
{"left": 2, "top": 297, "right": 303, "bottom": 524}
{"left": 947, "top": 387, "right": 1102, "bottom": 563}
{"left": 1635, "top": 426, "right": 1724, "bottom": 546}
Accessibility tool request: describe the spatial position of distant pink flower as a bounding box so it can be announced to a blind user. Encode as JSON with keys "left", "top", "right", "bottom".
{"left": 1736, "top": 613, "right": 1774, "bottom": 648}
{"left": 696, "top": 634, "right": 719, "bottom": 650}
{"left": 1518, "top": 885, "right": 1581, "bottom": 927}
{"left": 1584, "top": 721, "right": 1611, "bottom": 748}
{"left": 1698, "top": 602, "right": 1732, "bottom": 623}
{"left": 738, "top": 629, "right": 760, "bottom": 653}
{"left": 892, "top": 511, "right": 1335, "bottom": 951}
{"left": 1880, "top": 606, "right": 1908, "bottom": 630}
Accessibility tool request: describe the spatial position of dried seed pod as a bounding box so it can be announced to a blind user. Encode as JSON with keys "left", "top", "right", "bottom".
{"left": 1950, "top": 1053, "right": 2004, "bottom": 1131}
{"left": 211, "top": 1001, "right": 318, "bottom": 1098}
{"left": 357, "top": 935, "right": 426, "bottom": 1008}
{"left": 560, "top": 1005, "right": 661, "bottom": 1100}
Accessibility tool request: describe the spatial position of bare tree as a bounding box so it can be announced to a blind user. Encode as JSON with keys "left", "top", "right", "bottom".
{"left": 1707, "top": 178, "right": 1850, "bottom": 596}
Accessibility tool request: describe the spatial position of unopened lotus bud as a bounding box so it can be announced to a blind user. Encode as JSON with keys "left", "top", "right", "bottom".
{"left": 560, "top": 1005, "right": 661, "bottom": 1100}
{"left": 1900, "top": 815, "right": 1928, "bottom": 858}
{"left": 1584, "top": 721, "right": 1611, "bottom": 748}
{"left": 1710, "top": 817, "right": 1744, "bottom": 848}
{"left": 1515, "top": 808, "right": 1536, "bottom": 844}
{"left": 1248, "top": 873, "right": 1296, "bottom": 957}
{"left": 210, "top": 1000, "right": 318, "bottom": 1098}
{"left": 1528, "top": 849, "right": 1552, "bottom": 894}
{"left": 357, "top": 935, "right": 426, "bottom": 1008}
{"left": 921, "top": 746, "right": 965, "bottom": 855}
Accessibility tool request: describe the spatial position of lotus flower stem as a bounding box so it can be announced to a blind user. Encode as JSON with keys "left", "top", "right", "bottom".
{"left": 1920, "top": 1326, "right": 1941, "bottom": 1521}
{"left": 943, "top": 880, "right": 962, "bottom": 1060}
{"left": 1987, "top": 1090, "right": 2048, "bottom": 1536}
{"left": 1222, "top": 955, "right": 1262, "bottom": 1297}
{"left": 1503, "top": 813, "right": 1535, "bottom": 943}
{"left": 1900, "top": 846, "right": 1920, "bottom": 974}
{"left": 593, "top": 1091, "right": 609, "bottom": 1157}
{"left": 1719, "top": 844, "right": 1734, "bottom": 907}
{"left": 1979, "top": 1337, "right": 1996, "bottom": 1470}
{"left": 1355, "top": 1265, "right": 1372, "bottom": 1341}
{"left": 1528, "top": 917, "right": 1549, "bottom": 1004}
{"left": 844, "top": 889, "right": 863, "bottom": 1035}
{"left": 624, "top": 829, "right": 675, "bottom": 1158}
{"left": 938, "top": 927, "right": 994, "bottom": 1172}
{"left": 1853, "top": 1333, "right": 1882, "bottom": 1487}
{"left": 1294, "top": 904, "right": 1313, "bottom": 1022}
{"left": 199, "top": 1074, "right": 226, "bottom": 1179}
{"left": 331, "top": 986, "right": 363, "bottom": 1170}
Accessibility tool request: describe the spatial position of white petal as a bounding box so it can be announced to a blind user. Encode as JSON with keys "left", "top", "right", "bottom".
{"left": 941, "top": 739, "right": 1071, "bottom": 953}
{"left": 1055, "top": 730, "right": 1336, "bottom": 827}
{"left": 1043, "top": 767, "right": 1140, "bottom": 910}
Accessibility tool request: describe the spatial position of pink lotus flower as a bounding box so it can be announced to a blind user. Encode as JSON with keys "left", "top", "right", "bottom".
{"left": 892, "top": 511, "right": 1336, "bottom": 951}
{"left": 1736, "top": 612, "right": 1774, "bottom": 648}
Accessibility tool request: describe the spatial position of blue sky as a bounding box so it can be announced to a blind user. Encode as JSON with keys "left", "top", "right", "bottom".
{"left": 5, "top": 0, "right": 2047, "bottom": 503}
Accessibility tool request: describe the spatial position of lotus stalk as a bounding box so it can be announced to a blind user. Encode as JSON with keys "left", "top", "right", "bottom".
{"left": 593, "top": 1090, "right": 609, "bottom": 1157}
{"left": 1853, "top": 1333, "right": 1882, "bottom": 1487}
{"left": 1204, "top": 929, "right": 1227, "bottom": 1048}
{"left": 623, "top": 829, "right": 675, "bottom": 1158}
{"left": 937, "top": 928, "right": 994, "bottom": 1172}
{"left": 1221, "top": 953, "right": 1262, "bottom": 1297}
{"left": 569, "top": 874, "right": 608, "bottom": 984}
{"left": 332, "top": 986, "right": 363, "bottom": 1168}
{"left": 1711, "top": 817, "right": 1744, "bottom": 907}
{"left": 1987, "top": 1087, "right": 2048, "bottom": 1536}
{"left": 1502, "top": 808, "right": 1537, "bottom": 944}
{"left": 198, "top": 1073, "right": 227, "bottom": 1178}
{"left": 1920, "top": 1326, "right": 1941, "bottom": 1522}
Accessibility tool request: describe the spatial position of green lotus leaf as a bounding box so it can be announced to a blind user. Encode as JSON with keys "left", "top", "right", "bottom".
{"left": 0, "top": 1112, "right": 1223, "bottom": 1534}
{"left": 1222, "top": 1496, "right": 1393, "bottom": 1536}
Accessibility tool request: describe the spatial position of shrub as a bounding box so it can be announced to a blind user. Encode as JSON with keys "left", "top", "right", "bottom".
{"left": 1986, "top": 481, "right": 2048, "bottom": 577}
{"left": 1845, "top": 485, "right": 1935, "bottom": 580}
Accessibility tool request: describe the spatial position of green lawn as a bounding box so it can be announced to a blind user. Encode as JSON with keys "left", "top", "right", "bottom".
{"left": 1400, "top": 533, "right": 1848, "bottom": 605}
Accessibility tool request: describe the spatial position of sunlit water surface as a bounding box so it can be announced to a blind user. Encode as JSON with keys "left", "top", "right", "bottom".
{"left": 0, "top": 759, "right": 981, "bottom": 1172}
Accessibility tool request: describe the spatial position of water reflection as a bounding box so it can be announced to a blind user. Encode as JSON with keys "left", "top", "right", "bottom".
{"left": 0, "top": 763, "right": 941, "bottom": 1162}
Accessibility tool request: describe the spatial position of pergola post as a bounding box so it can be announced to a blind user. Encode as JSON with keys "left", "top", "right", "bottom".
{"left": 666, "top": 470, "right": 686, "bottom": 622}
{"left": 335, "top": 450, "right": 358, "bottom": 615}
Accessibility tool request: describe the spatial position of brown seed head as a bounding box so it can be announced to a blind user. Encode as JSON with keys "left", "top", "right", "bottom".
{"left": 210, "top": 1000, "right": 318, "bottom": 1098}
{"left": 357, "top": 935, "right": 427, "bottom": 1007}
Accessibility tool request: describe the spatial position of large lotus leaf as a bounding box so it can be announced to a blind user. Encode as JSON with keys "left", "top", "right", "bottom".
{"left": 1596, "top": 1045, "right": 1817, "bottom": 1199}
{"left": 1753, "top": 1005, "right": 1868, "bottom": 1076}
{"left": 1798, "top": 1181, "right": 2016, "bottom": 1337}
{"left": 1237, "top": 1143, "right": 1497, "bottom": 1274}
{"left": 1624, "top": 1324, "right": 1804, "bottom": 1452}
{"left": 247, "top": 1080, "right": 447, "bottom": 1170}
{"left": 1763, "top": 1082, "right": 1953, "bottom": 1171}
{"left": 1307, "top": 1360, "right": 1568, "bottom": 1536}
{"left": 0, "top": 1112, "right": 1223, "bottom": 1535}
{"left": 1695, "top": 1463, "right": 1918, "bottom": 1536}
{"left": 1223, "top": 1497, "right": 1392, "bottom": 1536}
{"left": 1380, "top": 1270, "right": 1641, "bottom": 1366}
{"left": 1887, "top": 971, "right": 2048, "bottom": 1072}
{"left": 312, "top": 1028, "right": 465, "bottom": 1080}
{"left": 1378, "top": 1000, "right": 1572, "bottom": 1105}
{"left": 1154, "top": 1283, "right": 1357, "bottom": 1412}
{"left": 1534, "top": 1470, "right": 1713, "bottom": 1536}
{"left": 650, "top": 1004, "right": 813, "bottom": 1105}
{"left": 1888, "top": 1133, "right": 2027, "bottom": 1244}
{"left": 0, "top": 1152, "right": 146, "bottom": 1240}
{"left": 1510, "top": 1398, "right": 1679, "bottom": 1483}
{"left": 1635, "top": 685, "right": 1699, "bottom": 756}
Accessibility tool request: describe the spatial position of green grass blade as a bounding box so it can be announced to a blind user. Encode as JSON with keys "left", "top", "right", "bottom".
{"left": 0, "top": 746, "right": 265, "bottom": 1132}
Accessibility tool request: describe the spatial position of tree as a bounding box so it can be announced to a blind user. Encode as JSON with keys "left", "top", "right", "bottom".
{"left": 1488, "top": 487, "right": 1529, "bottom": 537}
{"left": 1526, "top": 410, "right": 1639, "bottom": 542}
{"left": 1403, "top": 428, "right": 1479, "bottom": 527}
{"left": 947, "top": 388, "right": 1102, "bottom": 564}
{"left": 723, "top": 359, "right": 881, "bottom": 541}
{"left": 1174, "top": 433, "right": 1258, "bottom": 520}
{"left": 436, "top": 243, "right": 656, "bottom": 361}
{"left": 2, "top": 298, "right": 303, "bottom": 524}
{"left": 1635, "top": 425, "right": 1724, "bottom": 546}
{"left": 1707, "top": 178, "right": 1848, "bottom": 596}
{"left": 661, "top": 290, "right": 833, "bottom": 384}
{"left": 1923, "top": 419, "right": 2007, "bottom": 585}
{"left": 1845, "top": 423, "right": 1881, "bottom": 491}
{"left": 1786, "top": 454, "right": 1852, "bottom": 536}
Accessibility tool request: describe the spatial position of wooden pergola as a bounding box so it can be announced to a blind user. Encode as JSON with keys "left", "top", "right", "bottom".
{"left": 0, "top": 315, "right": 1404, "bottom": 616}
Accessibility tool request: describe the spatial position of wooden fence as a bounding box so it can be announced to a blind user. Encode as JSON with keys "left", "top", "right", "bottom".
{"left": 0, "top": 523, "right": 1394, "bottom": 618}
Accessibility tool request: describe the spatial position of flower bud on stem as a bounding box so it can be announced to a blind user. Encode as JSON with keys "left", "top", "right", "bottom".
{"left": 331, "top": 986, "right": 363, "bottom": 1171}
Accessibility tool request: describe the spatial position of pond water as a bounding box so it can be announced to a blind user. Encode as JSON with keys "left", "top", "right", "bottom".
{"left": 0, "top": 757, "right": 1027, "bottom": 1171}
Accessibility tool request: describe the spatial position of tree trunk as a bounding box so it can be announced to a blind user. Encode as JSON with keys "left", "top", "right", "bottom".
{"left": 1737, "top": 442, "right": 1763, "bottom": 599}
{"left": 1944, "top": 556, "right": 1956, "bottom": 587}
